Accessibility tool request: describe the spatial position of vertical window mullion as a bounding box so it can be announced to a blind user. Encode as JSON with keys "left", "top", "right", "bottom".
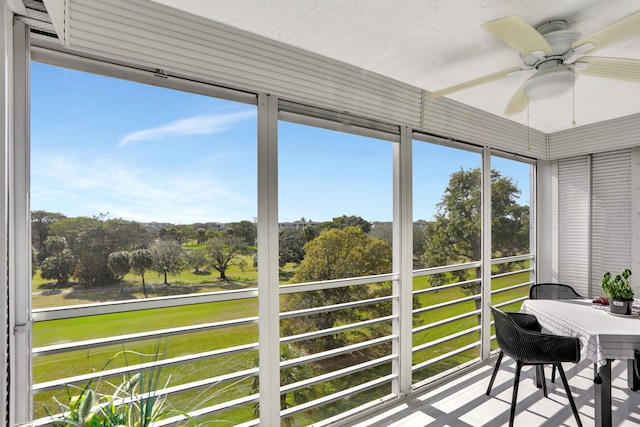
{"left": 11, "top": 19, "right": 32, "bottom": 425}
{"left": 392, "top": 126, "right": 412, "bottom": 396}
{"left": 480, "top": 147, "right": 492, "bottom": 360}
{"left": 257, "top": 93, "right": 280, "bottom": 425}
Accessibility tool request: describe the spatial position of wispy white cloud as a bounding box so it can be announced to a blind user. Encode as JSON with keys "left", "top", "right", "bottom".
{"left": 31, "top": 154, "right": 255, "bottom": 223}
{"left": 118, "top": 110, "right": 256, "bottom": 147}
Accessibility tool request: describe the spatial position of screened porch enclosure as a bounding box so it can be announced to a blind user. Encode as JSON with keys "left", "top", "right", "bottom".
{"left": 28, "top": 61, "right": 534, "bottom": 426}
{"left": 2, "top": 1, "right": 640, "bottom": 427}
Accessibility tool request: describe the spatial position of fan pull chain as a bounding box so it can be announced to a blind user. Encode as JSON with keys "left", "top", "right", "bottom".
{"left": 527, "top": 97, "right": 530, "bottom": 152}
{"left": 572, "top": 70, "right": 576, "bottom": 126}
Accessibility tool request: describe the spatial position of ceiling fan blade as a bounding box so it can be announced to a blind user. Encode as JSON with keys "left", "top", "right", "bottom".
{"left": 504, "top": 88, "right": 528, "bottom": 115}
{"left": 575, "top": 56, "right": 640, "bottom": 82}
{"left": 572, "top": 11, "right": 640, "bottom": 53}
{"left": 426, "top": 67, "right": 522, "bottom": 100}
{"left": 482, "top": 16, "right": 552, "bottom": 56}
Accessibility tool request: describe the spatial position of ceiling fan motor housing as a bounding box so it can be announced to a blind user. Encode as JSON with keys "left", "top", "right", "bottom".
{"left": 519, "top": 20, "right": 581, "bottom": 99}
{"left": 520, "top": 20, "right": 582, "bottom": 66}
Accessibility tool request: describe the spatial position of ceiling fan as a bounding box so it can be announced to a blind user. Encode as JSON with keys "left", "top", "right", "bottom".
{"left": 427, "top": 11, "right": 640, "bottom": 115}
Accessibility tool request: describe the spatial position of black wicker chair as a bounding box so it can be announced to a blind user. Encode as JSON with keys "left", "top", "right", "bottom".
{"left": 486, "top": 306, "right": 582, "bottom": 427}
{"left": 529, "top": 283, "right": 582, "bottom": 300}
{"left": 529, "top": 283, "right": 582, "bottom": 382}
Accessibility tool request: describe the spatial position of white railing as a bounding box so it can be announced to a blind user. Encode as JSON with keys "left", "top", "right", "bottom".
{"left": 410, "top": 255, "right": 533, "bottom": 387}
{"left": 32, "top": 288, "right": 259, "bottom": 322}
{"left": 32, "top": 255, "right": 532, "bottom": 425}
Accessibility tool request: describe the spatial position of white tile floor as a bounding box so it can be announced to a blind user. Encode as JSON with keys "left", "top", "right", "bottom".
{"left": 352, "top": 357, "right": 640, "bottom": 426}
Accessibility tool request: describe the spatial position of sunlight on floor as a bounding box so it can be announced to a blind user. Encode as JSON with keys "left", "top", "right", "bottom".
{"left": 353, "top": 357, "right": 640, "bottom": 426}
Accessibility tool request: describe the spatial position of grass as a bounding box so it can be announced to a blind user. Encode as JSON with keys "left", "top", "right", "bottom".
{"left": 34, "top": 298, "right": 258, "bottom": 347}
{"left": 32, "top": 259, "right": 531, "bottom": 424}
{"left": 32, "top": 255, "right": 261, "bottom": 309}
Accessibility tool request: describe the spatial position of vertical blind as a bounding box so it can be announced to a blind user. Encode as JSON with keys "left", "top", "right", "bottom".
{"left": 590, "top": 149, "right": 632, "bottom": 291}
{"left": 558, "top": 156, "right": 590, "bottom": 295}
{"left": 557, "top": 149, "right": 632, "bottom": 297}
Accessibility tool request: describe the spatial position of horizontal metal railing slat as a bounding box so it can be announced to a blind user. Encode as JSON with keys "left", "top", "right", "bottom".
{"left": 412, "top": 309, "right": 480, "bottom": 335}
{"left": 280, "top": 295, "right": 395, "bottom": 319}
{"left": 412, "top": 293, "right": 479, "bottom": 316}
{"left": 281, "top": 354, "right": 397, "bottom": 395}
{"left": 412, "top": 341, "right": 480, "bottom": 372}
{"left": 412, "top": 277, "right": 481, "bottom": 296}
{"left": 32, "top": 288, "right": 259, "bottom": 322}
{"left": 279, "top": 272, "right": 398, "bottom": 294}
{"left": 280, "top": 335, "right": 397, "bottom": 368}
{"left": 281, "top": 315, "right": 396, "bottom": 345}
{"left": 280, "top": 374, "right": 397, "bottom": 418}
{"left": 33, "top": 342, "right": 259, "bottom": 393}
{"left": 33, "top": 316, "right": 259, "bottom": 357}
{"left": 412, "top": 325, "right": 481, "bottom": 353}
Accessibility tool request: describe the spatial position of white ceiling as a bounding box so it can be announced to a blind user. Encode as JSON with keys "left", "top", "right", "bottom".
{"left": 151, "top": 0, "right": 640, "bottom": 133}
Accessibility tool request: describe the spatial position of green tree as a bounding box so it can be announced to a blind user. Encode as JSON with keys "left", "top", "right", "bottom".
{"left": 74, "top": 224, "right": 118, "bottom": 284}
{"left": 206, "top": 235, "right": 246, "bottom": 280}
{"left": 45, "top": 235, "right": 67, "bottom": 254}
{"left": 31, "top": 210, "right": 67, "bottom": 254}
{"left": 176, "top": 224, "right": 197, "bottom": 243}
{"left": 226, "top": 220, "right": 257, "bottom": 246}
{"left": 281, "top": 226, "right": 392, "bottom": 353}
{"left": 48, "top": 215, "right": 148, "bottom": 284}
{"left": 108, "top": 251, "right": 131, "bottom": 292}
{"left": 39, "top": 236, "right": 75, "bottom": 285}
{"left": 158, "top": 227, "right": 168, "bottom": 240}
{"left": 321, "top": 215, "right": 371, "bottom": 233}
{"left": 423, "top": 167, "right": 529, "bottom": 306}
{"left": 48, "top": 216, "right": 103, "bottom": 255}
{"left": 130, "top": 248, "right": 154, "bottom": 297}
{"left": 150, "top": 240, "right": 185, "bottom": 285}
{"left": 279, "top": 226, "right": 305, "bottom": 266}
{"left": 368, "top": 222, "right": 392, "bottom": 246}
{"left": 185, "top": 247, "right": 208, "bottom": 273}
{"left": 163, "top": 226, "right": 189, "bottom": 245}
{"left": 196, "top": 228, "right": 207, "bottom": 245}
{"left": 365, "top": 221, "right": 427, "bottom": 265}
{"left": 301, "top": 225, "right": 319, "bottom": 243}
{"left": 413, "top": 221, "right": 428, "bottom": 268}
{"left": 104, "top": 218, "right": 151, "bottom": 250}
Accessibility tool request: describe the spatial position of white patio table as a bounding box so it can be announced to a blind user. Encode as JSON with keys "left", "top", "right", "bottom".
{"left": 521, "top": 298, "right": 640, "bottom": 427}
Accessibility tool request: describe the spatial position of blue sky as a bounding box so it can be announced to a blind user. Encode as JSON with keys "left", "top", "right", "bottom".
{"left": 30, "top": 62, "right": 530, "bottom": 224}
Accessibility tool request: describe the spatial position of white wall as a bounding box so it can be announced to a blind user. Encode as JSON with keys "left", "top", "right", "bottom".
{"left": 535, "top": 160, "right": 557, "bottom": 283}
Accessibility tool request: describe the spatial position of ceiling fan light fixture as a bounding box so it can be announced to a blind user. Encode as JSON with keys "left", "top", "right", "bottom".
{"left": 522, "top": 66, "right": 577, "bottom": 99}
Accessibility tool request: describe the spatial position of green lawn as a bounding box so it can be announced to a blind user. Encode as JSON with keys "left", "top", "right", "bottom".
{"left": 32, "top": 260, "right": 531, "bottom": 424}
{"left": 32, "top": 255, "right": 260, "bottom": 309}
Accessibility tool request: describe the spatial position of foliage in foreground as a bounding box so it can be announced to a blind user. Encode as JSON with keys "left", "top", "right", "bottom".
{"left": 46, "top": 348, "right": 195, "bottom": 427}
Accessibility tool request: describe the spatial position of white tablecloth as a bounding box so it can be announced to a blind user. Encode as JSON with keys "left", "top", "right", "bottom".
{"left": 521, "top": 299, "right": 640, "bottom": 368}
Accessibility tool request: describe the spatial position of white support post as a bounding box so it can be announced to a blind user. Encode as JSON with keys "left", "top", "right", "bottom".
{"left": 530, "top": 161, "right": 537, "bottom": 285}
{"left": 4, "top": 12, "right": 32, "bottom": 425}
{"left": 587, "top": 155, "right": 593, "bottom": 297}
{"left": 536, "top": 160, "right": 554, "bottom": 283}
{"left": 0, "top": 2, "right": 11, "bottom": 423}
{"left": 12, "top": 18, "right": 32, "bottom": 424}
{"left": 480, "top": 147, "right": 492, "bottom": 359}
{"left": 392, "top": 126, "right": 413, "bottom": 396}
{"left": 257, "top": 93, "right": 280, "bottom": 426}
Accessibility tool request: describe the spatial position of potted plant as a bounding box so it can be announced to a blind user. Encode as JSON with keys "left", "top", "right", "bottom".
{"left": 600, "top": 268, "right": 635, "bottom": 315}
